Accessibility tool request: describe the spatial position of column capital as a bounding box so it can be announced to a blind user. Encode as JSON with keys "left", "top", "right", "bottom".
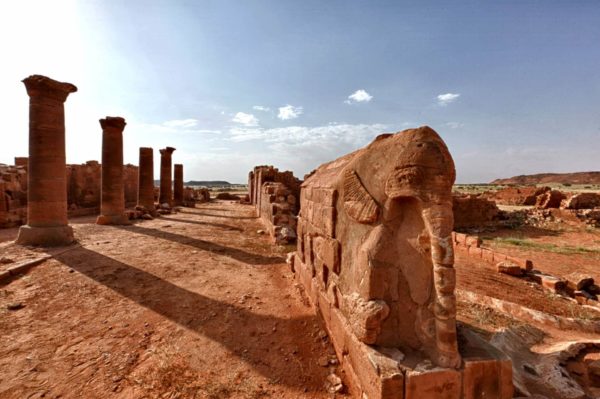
{"left": 99, "top": 116, "right": 126, "bottom": 131}
{"left": 22, "top": 75, "right": 77, "bottom": 102}
{"left": 159, "top": 147, "right": 176, "bottom": 156}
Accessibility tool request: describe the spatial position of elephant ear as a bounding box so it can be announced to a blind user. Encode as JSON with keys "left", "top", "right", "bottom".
{"left": 343, "top": 169, "right": 379, "bottom": 224}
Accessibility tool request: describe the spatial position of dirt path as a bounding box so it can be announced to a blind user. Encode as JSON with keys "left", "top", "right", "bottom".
{"left": 0, "top": 201, "right": 344, "bottom": 399}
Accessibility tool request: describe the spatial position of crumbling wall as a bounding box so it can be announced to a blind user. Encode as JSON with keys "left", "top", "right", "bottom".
{"left": 0, "top": 161, "right": 27, "bottom": 227}
{"left": 488, "top": 186, "right": 550, "bottom": 205}
{"left": 1, "top": 159, "right": 140, "bottom": 227}
{"left": 561, "top": 192, "right": 600, "bottom": 209}
{"left": 259, "top": 182, "right": 297, "bottom": 243}
{"left": 453, "top": 194, "right": 500, "bottom": 228}
{"left": 290, "top": 126, "right": 512, "bottom": 399}
{"left": 249, "top": 165, "right": 301, "bottom": 243}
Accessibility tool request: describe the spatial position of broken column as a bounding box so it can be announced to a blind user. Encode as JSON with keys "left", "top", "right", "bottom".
{"left": 137, "top": 147, "right": 156, "bottom": 215}
{"left": 173, "top": 164, "right": 184, "bottom": 206}
{"left": 159, "top": 147, "right": 176, "bottom": 206}
{"left": 96, "top": 117, "right": 128, "bottom": 225}
{"left": 16, "top": 75, "right": 77, "bottom": 246}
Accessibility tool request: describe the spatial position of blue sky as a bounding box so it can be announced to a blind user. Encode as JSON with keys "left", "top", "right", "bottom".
{"left": 1, "top": 0, "right": 599, "bottom": 183}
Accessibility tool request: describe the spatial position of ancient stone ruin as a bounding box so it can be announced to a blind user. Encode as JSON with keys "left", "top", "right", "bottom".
{"left": 16, "top": 75, "right": 77, "bottom": 246}
{"left": 137, "top": 147, "right": 156, "bottom": 216}
{"left": 96, "top": 117, "right": 129, "bottom": 225}
{"left": 290, "top": 127, "right": 512, "bottom": 398}
{"left": 248, "top": 165, "right": 301, "bottom": 244}
{"left": 174, "top": 164, "right": 184, "bottom": 206}
{"left": 159, "top": 147, "right": 176, "bottom": 206}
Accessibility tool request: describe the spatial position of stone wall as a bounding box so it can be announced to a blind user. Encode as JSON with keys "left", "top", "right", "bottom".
{"left": 259, "top": 182, "right": 297, "bottom": 244}
{"left": 1, "top": 159, "right": 140, "bottom": 227}
{"left": 0, "top": 161, "right": 27, "bottom": 227}
{"left": 290, "top": 127, "right": 512, "bottom": 399}
{"left": 452, "top": 194, "right": 500, "bottom": 228}
{"left": 249, "top": 165, "right": 301, "bottom": 244}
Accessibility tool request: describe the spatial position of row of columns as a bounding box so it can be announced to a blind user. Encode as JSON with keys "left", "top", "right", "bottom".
{"left": 15, "top": 75, "right": 186, "bottom": 246}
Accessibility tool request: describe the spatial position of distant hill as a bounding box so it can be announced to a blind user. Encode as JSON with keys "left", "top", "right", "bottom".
{"left": 491, "top": 172, "right": 600, "bottom": 185}
{"left": 153, "top": 180, "right": 235, "bottom": 187}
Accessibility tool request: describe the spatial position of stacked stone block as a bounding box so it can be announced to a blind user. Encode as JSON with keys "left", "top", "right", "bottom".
{"left": 259, "top": 182, "right": 298, "bottom": 244}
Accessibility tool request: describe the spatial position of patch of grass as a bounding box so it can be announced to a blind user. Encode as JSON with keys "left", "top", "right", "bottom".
{"left": 485, "top": 237, "right": 600, "bottom": 255}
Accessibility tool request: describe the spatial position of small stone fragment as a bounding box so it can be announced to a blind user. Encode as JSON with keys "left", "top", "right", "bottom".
{"left": 496, "top": 262, "right": 523, "bottom": 277}
{"left": 7, "top": 302, "right": 24, "bottom": 310}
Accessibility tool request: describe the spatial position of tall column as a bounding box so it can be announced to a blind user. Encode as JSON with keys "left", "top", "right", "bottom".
{"left": 173, "top": 164, "right": 184, "bottom": 206}
{"left": 96, "top": 117, "right": 128, "bottom": 225}
{"left": 159, "top": 147, "right": 176, "bottom": 206}
{"left": 16, "top": 75, "right": 77, "bottom": 246}
{"left": 137, "top": 147, "right": 156, "bottom": 215}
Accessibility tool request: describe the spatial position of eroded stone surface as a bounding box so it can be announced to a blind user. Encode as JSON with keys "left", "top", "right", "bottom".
{"left": 16, "top": 75, "right": 77, "bottom": 246}
{"left": 96, "top": 117, "right": 128, "bottom": 225}
{"left": 159, "top": 147, "right": 176, "bottom": 206}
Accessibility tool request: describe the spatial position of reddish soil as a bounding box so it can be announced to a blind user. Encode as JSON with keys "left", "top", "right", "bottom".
{"left": 455, "top": 251, "right": 600, "bottom": 320}
{"left": 482, "top": 226, "right": 600, "bottom": 282}
{"left": 0, "top": 202, "right": 347, "bottom": 399}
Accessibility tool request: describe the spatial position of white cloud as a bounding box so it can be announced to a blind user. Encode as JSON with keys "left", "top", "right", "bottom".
{"left": 277, "top": 105, "right": 303, "bottom": 120}
{"left": 445, "top": 122, "right": 464, "bottom": 129}
{"left": 252, "top": 105, "right": 270, "bottom": 112}
{"left": 345, "top": 89, "right": 373, "bottom": 104}
{"left": 162, "top": 118, "right": 198, "bottom": 128}
{"left": 437, "top": 93, "right": 460, "bottom": 106}
{"left": 232, "top": 112, "right": 259, "bottom": 127}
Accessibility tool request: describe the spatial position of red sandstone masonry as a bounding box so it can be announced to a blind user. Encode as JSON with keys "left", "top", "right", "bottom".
{"left": 452, "top": 232, "right": 534, "bottom": 271}
{"left": 292, "top": 127, "right": 512, "bottom": 399}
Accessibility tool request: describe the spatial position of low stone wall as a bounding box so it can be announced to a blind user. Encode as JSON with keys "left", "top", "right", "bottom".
{"left": 452, "top": 232, "right": 533, "bottom": 270}
{"left": 259, "top": 182, "right": 297, "bottom": 244}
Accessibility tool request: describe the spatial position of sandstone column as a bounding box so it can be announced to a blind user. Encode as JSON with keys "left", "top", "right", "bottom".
{"left": 137, "top": 147, "right": 156, "bottom": 215}
{"left": 16, "top": 75, "right": 77, "bottom": 246}
{"left": 159, "top": 147, "right": 176, "bottom": 206}
{"left": 173, "top": 164, "right": 184, "bottom": 206}
{"left": 96, "top": 117, "right": 128, "bottom": 225}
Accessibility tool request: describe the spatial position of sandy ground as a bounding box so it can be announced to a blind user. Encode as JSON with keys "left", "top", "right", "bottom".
{"left": 0, "top": 201, "right": 346, "bottom": 399}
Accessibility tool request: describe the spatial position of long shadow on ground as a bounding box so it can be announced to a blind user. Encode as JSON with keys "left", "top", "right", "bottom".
{"left": 52, "top": 247, "right": 322, "bottom": 390}
{"left": 116, "top": 224, "right": 284, "bottom": 265}
{"left": 159, "top": 217, "right": 243, "bottom": 232}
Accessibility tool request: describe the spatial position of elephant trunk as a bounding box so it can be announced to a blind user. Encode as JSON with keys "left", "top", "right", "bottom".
{"left": 422, "top": 199, "right": 462, "bottom": 368}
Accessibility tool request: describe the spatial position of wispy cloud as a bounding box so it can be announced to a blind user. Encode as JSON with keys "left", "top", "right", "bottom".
{"left": 133, "top": 119, "right": 221, "bottom": 135}
{"left": 345, "top": 89, "right": 373, "bottom": 104}
{"left": 278, "top": 105, "right": 303, "bottom": 120}
{"left": 445, "top": 122, "right": 464, "bottom": 129}
{"left": 252, "top": 105, "right": 271, "bottom": 112}
{"left": 232, "top": 112, "right": 259, "bottom": 127}
{"left": 437, "top": 93, "right": 460, "bottom": 106}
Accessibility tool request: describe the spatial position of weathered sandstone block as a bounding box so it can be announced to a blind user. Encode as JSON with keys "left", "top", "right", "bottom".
{"left": 16, "top": 75, "right": 77, "bottom": 246}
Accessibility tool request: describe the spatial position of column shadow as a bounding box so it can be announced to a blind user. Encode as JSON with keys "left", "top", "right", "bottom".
{"left": 52, "top": 247, "right": 321, "bottom": 389}
{"left": 158, "top": 217, "right": 243, "bottom": 232}
{"left": 116, "top": 224, "right": 283, "bottom": 265}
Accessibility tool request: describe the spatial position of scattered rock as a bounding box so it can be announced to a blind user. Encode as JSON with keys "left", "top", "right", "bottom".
{"left": 257, "top": 230, "right": 265, "bottom": 235}
{"left": 0, "top": 257, "right": 14, "bottom": 265}
{"left": 496, "top": 262, "right": 523, "bottom": 277}
{"left": 325, "top": 373, "right": 344, "bottom": 394}
{"left": 7, "top": 302, "right": 24, "bottom": 311}
{"left": 141, "top": 214, "right": 154, "bottom": 220}
{"left": 317, "top": 355, "right": 329, "bottom": 367}
{"left": 565, "top": 272, "right": 595, "bottom": 291}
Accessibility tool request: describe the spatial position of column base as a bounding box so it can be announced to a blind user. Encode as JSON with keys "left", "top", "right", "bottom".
{"left": 96, "top": 214, "right": 130, "bottom": 225}
{"left": 16, "top": 225, "right": 75, "bottom": 247}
